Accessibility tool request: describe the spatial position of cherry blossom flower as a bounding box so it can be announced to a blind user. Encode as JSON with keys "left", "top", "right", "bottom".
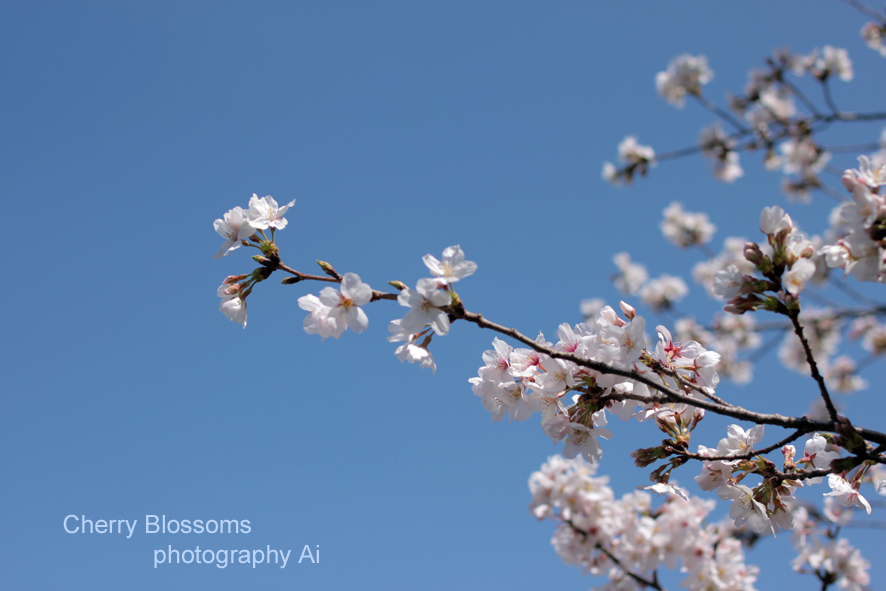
{"left": 562, "top": 422, "right": 613, "bottom": 464}
{"left": 817, "top": 46, "right": 854, "bottom": 82}
{"left": 717, "top": 424, "right": 764, "bottom": 457}
{"left": 617, "top": 135, "right": 655, "bottom": 164}
{"left": 711, "top": 265, "right": 745, "bottom": 299}
{"left": 784, "top": 258, "right": 815, "bottom": 295}
{"left": 213, "top": 206, "right": 256, "bottom": 260}
{"left": 601, "top": 161, "right": 619, "bottom": 185}
{"left": 217, "top": 282, "right": 247, "bottom": 327}
{"left": 849, "top": 155, "right": 886, "bottom": 190}
{"left": 297, "top": 294, "right": 337, "bottom": 339}
{"left": 824, "top": 474, "right": 871, "bottom": 515}
{"left": 612, "top": 252, "right": 648, "bottom": 295}
{"left": 397, "top": 278, "right": 451, "bottom": 335}
{"left": 656, "top": 54, "right": 713, "bottom": 108}
{"left": 246, "top": 194, "right": 296, "bottom": 230}
{"left": 638, "top": 274, "right": 687, "bottom": 310}
{"left": 312, "top": 273, "right": 372, "bottom": 338}
{"left": 388, "top": 319, "right": 436, "bottom": 373}
{"left": 479, "top": 337, "right": 512, "bottom": 382}
{"left": 717, "top": 484, "right": 774, "bottom": 535}
{"left": 660, "top": 202, "right": 716, "bottom": 248}
{"left": 422, "top": 245, "right": 477, "bottom": 285}
{"left": 861, "top": 22, "right": 886, "bottom": 57}
{"left": 760, "top": 205, "right": 792, "bottom": 235}
{"left": 804, "top": 433, "right": 840, "bottom": 475}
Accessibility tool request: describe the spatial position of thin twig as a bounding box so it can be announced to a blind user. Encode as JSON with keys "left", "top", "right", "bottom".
{"left": 693, "top": 93, "right": 748, "bottom": 133}
{"left": 276, "top": 262, "right": 400, "bottom": 301}
{"left": 780, "top": 78, "right": 823, "bottom": 118}
{"left": 674, "top": 430, "right": 805, "bottom": 463}
{"left": 839, "top": 0, "right": 885, "bottom": 22}
{"left": 786, "top": 307, "right": 840, "bottom": 424}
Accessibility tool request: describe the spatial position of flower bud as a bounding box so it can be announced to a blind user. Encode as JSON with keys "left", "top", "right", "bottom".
{"left": 782, "top": 444, "right": 796, "bottom": 471}
{"left": 259, "top": 241, "right": 279, "bottom": 258}
{"left": 724, "top": 293, "right": 763, "bottom": 315}
{"left": 281, "top": 276, "right": 303, "bottom": 285}
{"left": 250, "top": 266, "right": 272, "bottom": 282}
{"left": 224, "top": 274, "right": 248, "bottom": 284}
{"left": 619, "top": 301, "right": 636, "bottom": 320}
{"left": 690, "top": 408, "right": 705, "bottom": 430}
{"left": 388, "top": 280, "right": 407, "bottom": 291}
{"left": 744, "top": 242, "right": 764, "bottom": 265}
{"left": 317, "top": 260, "right": 341, "bottom": 280}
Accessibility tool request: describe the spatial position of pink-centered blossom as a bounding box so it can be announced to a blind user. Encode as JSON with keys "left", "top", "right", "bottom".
{"left": 824, "top": 474, "right": 871, "bottom": 515}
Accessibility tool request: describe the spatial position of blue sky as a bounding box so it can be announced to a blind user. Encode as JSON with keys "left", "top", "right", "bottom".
{"left": 2, "top": 1, "right": 885, "bottom": 589}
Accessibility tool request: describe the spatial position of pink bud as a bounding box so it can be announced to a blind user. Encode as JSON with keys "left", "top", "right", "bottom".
{"left": 619, "top": 301, "right": 636, "bottom": 320}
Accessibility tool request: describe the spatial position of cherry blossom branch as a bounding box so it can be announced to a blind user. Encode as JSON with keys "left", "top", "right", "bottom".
{"left": 662, "top": 367, "right": 734, "bottom": 407}
{"left": 451, "top": 306, "right": 886, "bottom": 448}
{"left": 274, "top": 261, "right": 400, "bottom": 301}
{"left": 673, "top": 429, "right": 806, "bottom": 463}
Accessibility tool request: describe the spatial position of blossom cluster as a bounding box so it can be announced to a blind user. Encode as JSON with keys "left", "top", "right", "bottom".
{"left": 529, "top": 455, "right": 759, "bottom": 591}
{"left": 602, "top": 136, "right": 656, "bottom": 186}
{"left": 819, "top": 156, "right": 886, "bottom": 283}
{"left": 213, "top": 194, "right": 296, "bottom": 327}
{"left": 788, "top": 467, "right": 886, "bottom": 591}
{"left": 471, "top": 303, "right": 720, "bottom": 467}
{"left": 384, "top": 246, "right": 477, "bottom": 373}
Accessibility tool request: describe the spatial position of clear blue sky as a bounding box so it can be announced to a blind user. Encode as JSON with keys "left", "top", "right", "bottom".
{"left": 2, "top": 1, "right": 884, "bottom": 589}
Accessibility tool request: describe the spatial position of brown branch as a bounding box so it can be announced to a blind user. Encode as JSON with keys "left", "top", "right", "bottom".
{"left": 786, "top": 306, "right": 840, "bottom": 424}
{"left": 275, "top": 262, "right": 399, "bottom": 301}
{"left": 673, "top": 429, "right": 806, "bottom": 463}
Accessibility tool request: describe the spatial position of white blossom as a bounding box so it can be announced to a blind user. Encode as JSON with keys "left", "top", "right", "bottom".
{"left": 246, "top": 194, "right": 296, "bottom": 230}
{"left": 656, "top": 54, "right": 713, "bottom": 108}
{"left": 213, "top": 206, "right": 256, "bottom": 260}
{"left": 422, "top": 245, "right": 477, "bottom": 284}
